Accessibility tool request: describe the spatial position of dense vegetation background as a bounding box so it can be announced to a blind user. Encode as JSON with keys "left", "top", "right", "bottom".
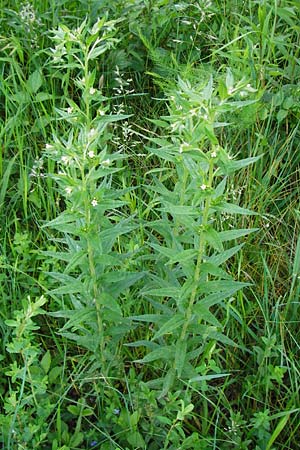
{"left": 0, "top": 1, "right": 300, "bottom": 449}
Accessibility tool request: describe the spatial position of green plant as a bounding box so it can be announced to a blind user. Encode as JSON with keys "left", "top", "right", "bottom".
{"left": 42, "top": 17, "right": 142, "bottom": 372}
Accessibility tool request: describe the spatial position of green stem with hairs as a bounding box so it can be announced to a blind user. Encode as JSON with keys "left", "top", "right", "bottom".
{"left": 180, "top": 154, "right": 215, "bottom": 340}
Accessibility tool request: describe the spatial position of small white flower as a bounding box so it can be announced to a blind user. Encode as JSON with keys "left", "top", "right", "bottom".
{"left": 65, "top": 187, "right": 72, "bottom": 195}
{"left": 88, "top": 128, "right": 97, "bottom": 139}
{"left": 61, "top": 155, "right": 70, "bottom": 164}
{"left": 179, "top": 142, "right": 189, "bottom": 153}
{"left": 45, "top": 143, "right": 53, "bottom": 150}
{"left": 98, "top": 109, "right": 105, "bottom": 116}
{"left": 88, "top": 150, "right": 95, "bottom": 158}
{"left": 89, "top": 87, "right": 96, "bottom": 95}
{"left": 200, "top": 184, "right": 207, "bottom": 190}
{"left": 91, "top": 198, "right": 98, "bottom": 207}
{"left": 101, "top": 159, "right": 111, "bottom": 167}
{"left": 211, "top": 151, "right": 217, "bottom": 158}
{"left": 67, "top": 107, "right": 73, "bottom": 114}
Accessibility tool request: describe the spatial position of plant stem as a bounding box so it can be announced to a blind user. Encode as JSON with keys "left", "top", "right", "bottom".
{"left": 180, "top": 156, "right": 215, "bottom": 340}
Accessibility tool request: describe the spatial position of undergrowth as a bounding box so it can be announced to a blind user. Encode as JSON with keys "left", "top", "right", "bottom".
{"left": 0, "top": 1, "right": 300, "bottom": 449}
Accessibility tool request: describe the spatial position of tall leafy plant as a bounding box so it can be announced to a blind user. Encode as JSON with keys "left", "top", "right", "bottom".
{"left": 130, "top": 71, "right": 261, "bottom": 396}
{"left": 42, "top": 18, "right": 142, "bottom": 373}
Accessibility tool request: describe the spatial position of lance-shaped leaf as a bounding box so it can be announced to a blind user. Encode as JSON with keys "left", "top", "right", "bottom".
{"left": 152, "top": 314, "right": 185, "bottom": 340}
{"left": 212, "top": 202, "right": 258, "bottom": 215}
{"left": 134, "top": 345, "right": 174, "bottom": 363}
{"left": 218, "top": 228, "right": 259, "bottom": 242}
{"left": 202, "top": 226, "right": 224, "bottom": 252}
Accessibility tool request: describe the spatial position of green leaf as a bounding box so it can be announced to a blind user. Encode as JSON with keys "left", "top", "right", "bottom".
{"left": 266, "top": 412, "right": 291, "bottom": 450}
{"left": 200, "top": 262, "right": 231, "bottom": 279}
{"left": 127, "top": 431, "right": 145, "bottom": 448}
{"left": 129, "top": 410, "right": 140, "bottom": 428}
{"left": 208, "top": 330, "right": 237, "bottom": 347}
{"left": 219, "top": 228, "right": 259, "bottom": 241}
{"left": 213, "top": 202, "right": 258, "bottom": 215}
{"left": 49, "top": 366, "right": 62, "bottom": 383}
{"left": 59, "top": 332, "right": 100, "bottom": 352}
{"left": 35, "top": 92, "right": 53, "bottom": 102}
{"left": 88, "top": 43, "right": 113, "bottom": 60}
{"left": 134, "top": 346, "right": 173, "bottom": 363}
{"left": 149, "top": 243, "right": 176, "bottom": 259}
{"left": 27, "top": 69, "right": 43, "bottom": 94}
{"left": 146, "top": 145, "right": 177, "bottom": 163}
{"left": 201, "top": 287, "right": 248, "bottom": 308}
{"left": 225, "top": 68, "right": 234, "bottom": 92}
{"left": 0, "top": 156, "right": 17, "bottom": 211}
{"left": 158, "top": 367, "right": 176, "bottom": 399}
{"left": 42, "top": 212, "right": 82, "bottom": 233}
{"left": 193, "top": 304, "right": 222, "bottom": 327}
{"left": 292, "top": 234, "right": 300, "bottom": 277}
{"left": 189, "top": 372, "right": 230, "bottom": 382}
{"left": 56, "top": 308, "right": 97, "bottom": 334}
{"left": 166, "top": 249, "right": 198, "bottom": 265}
{"left": 152, "top": 314, "right": 185, "bottom": 340}
{"left": 202, "top": 75, "right": 213, "bottom": 100}
{"left": 198, "top": 280, "right": 250, "bottom": 294}
{"left": 209, "top": 243, "right": 244, "bottom": 266}
{"left": 129, "top": 314, "right": 163, "bottom": 323}
{"left": 141, "top": 287, "right": 181, "bottom": 299}
{"left": 204, "top": 124, "right": 218, "bottom": 144}
{"left": 67, "top": 405, "right": 79, "bottom": 416}
{"left": 97, "top": 293, "right": 122, "bottom": 316}
{"left": 98, "top": 223, "right": 137, "bottom": 252}
{"left": 219, "top": 155, "right": 262, "bottom": 175}
{"left": 159, "top": 204, "right": 199, "bottom": 216}
{"left": 46, "top": 272, "right": 86, "bottom": 295}
{"left": 41, "top": 351, "right": 51, "bottom": 374}
{"left": 203, "top": 226, "right": 224, "bottom": 252}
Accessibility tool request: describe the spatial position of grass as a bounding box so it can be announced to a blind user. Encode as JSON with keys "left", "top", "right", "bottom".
{"left": 0, "top": 1, "right": 300, "bottom": 449}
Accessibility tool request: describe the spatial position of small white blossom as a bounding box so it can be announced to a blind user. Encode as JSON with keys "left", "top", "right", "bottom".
{"left": 88, "top": 128, "right": 97, "bottom": 139}
{"left": 89, "top": 87, "right": 96, "bottom": 95}
{"left": 200, "top": 184, "right": 207, "bottom": 190}
{"left": 211, "top": 151, "right": 217, "bottom": 158}
{"left": 101, "top": 159, "right": 111, "bottom": 167}
{"left": 98, "top": 109, "right": 105, "bottom": 116}
{"left": 67, "top": 107, "right": 73, "bottom": 114}
{"left": 179, "top": 142, "right": 189, "bottom": 153}
{"left": 20, "top": 2, "right": 36, "bottom": 24}
{"left": 88, "top": 150, "right": 95, "bottom": 158}
{"left": 61, "top": 155, "right": 71, "bottom": 165}
{"left": 91, "top": 198, "right": 98, "bottom": 207}
{"left": 65, "top": 187, "right": 72, "bottom": 195}
{"left": 45, "top": 143, "right": 53, "bottom": 150}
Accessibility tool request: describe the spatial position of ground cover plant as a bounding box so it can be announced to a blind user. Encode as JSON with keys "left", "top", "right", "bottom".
{"left": 0, "top": 0, "right": 300, "bottom": 449}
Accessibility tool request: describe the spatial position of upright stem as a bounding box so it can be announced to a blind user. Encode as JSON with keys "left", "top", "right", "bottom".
{"left": 180, "top": 154, "right": 215, "bottom": 340}
{"left": 82, "top": 50, "right": 105, "bottom": 358}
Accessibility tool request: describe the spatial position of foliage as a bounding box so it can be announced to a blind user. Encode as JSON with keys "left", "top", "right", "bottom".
{"left": 0, "top": 0, "right": 300, "bottom": 449}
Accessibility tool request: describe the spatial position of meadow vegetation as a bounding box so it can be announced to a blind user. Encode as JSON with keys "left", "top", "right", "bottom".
{"left": 0, "top": 1, "right": 300, "bottom": 449}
